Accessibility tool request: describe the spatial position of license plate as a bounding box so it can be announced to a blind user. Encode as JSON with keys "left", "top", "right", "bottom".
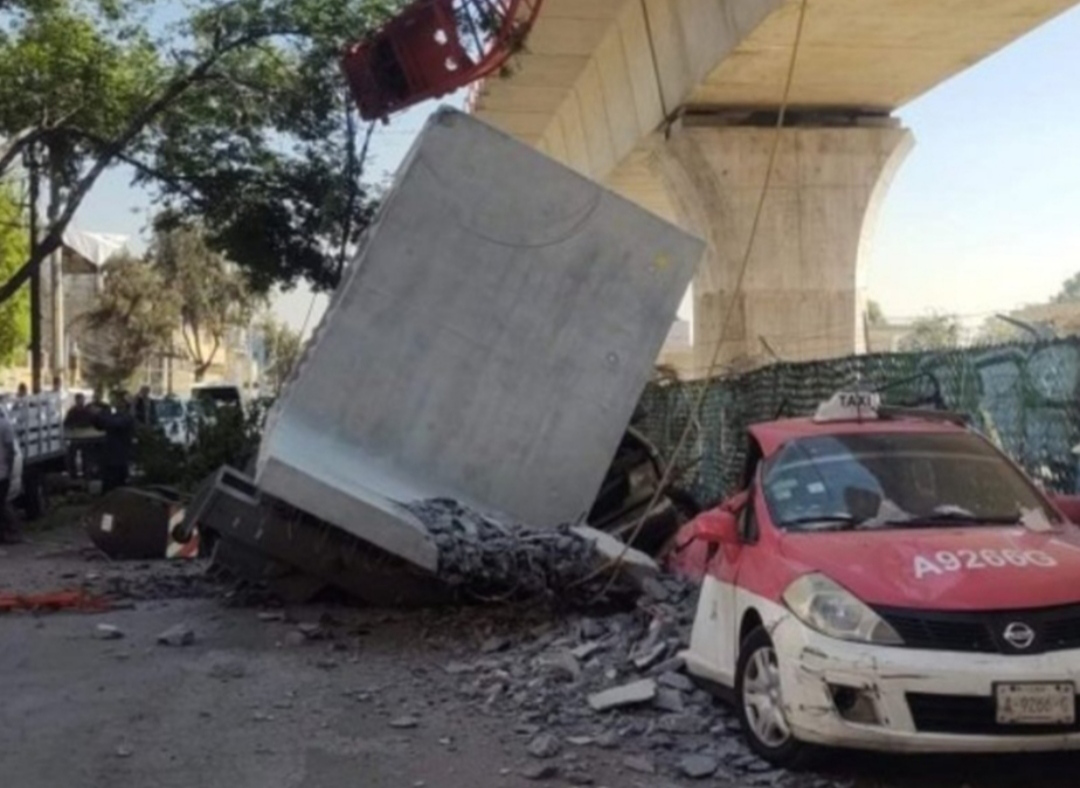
{"left": 995, "top": 682, "right": 1076, "bottom": 725}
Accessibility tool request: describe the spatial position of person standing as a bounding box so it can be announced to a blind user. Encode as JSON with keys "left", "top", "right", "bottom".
{"left": 64, "top": 393, "right": 96, "bottom": 479}
{"left": 133, "top": 386, "right": 153, "bottom": 426}
{"left": 0, "top": 407, "right": 20, "bottom": 543}
{"left": 94, "top": 394, "right": 136, "bottom": 493}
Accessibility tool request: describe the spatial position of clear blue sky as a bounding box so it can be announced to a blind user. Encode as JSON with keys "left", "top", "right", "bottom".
{"left": 73, "top": 5, "right": 1080, "bottom": 332}
{"left": 867, "top": 4, "right": 1080, "bottom": 323}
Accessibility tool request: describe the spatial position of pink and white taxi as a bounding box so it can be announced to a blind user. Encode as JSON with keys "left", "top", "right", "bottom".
{"left": 670, "top": 392, "right": 1080, "bottom": 766}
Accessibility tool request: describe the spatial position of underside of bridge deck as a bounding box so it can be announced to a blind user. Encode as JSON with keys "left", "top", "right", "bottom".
{"left": 472, "top": 0, "right": 1077, "bottom": 373}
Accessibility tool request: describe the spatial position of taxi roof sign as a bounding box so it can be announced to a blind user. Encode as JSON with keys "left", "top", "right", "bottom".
{"left": 813, "top": 391, "right": 882, "bottom": 423}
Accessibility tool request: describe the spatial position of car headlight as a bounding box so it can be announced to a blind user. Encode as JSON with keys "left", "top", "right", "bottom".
{"left": 781, "top": 573, "right": 903, "bottom": 646}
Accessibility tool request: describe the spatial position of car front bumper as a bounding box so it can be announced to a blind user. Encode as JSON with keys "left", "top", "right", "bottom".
{"left": 773, "top": 616, "right": 1080, "bottom": 753}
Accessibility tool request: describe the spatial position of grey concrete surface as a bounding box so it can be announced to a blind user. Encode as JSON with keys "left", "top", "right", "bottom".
{"left": 257, "top": 109, "right": 703, "bottom": 567}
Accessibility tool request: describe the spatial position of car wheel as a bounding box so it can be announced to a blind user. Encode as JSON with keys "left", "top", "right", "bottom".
{"left": 735, "top": 627, "right": 815, "bottom": 769}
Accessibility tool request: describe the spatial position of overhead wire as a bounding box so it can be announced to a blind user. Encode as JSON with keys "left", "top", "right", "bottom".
{"left": 578, "top": 0, "right": 813, "bottom": 596}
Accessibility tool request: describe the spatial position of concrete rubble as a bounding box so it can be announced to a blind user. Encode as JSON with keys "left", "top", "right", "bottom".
{"left": 156, "top": 623, "right": 196, "bottom": 647}
{"left": 94, "top": 623, "right": 124, "bottom": 640}
{"left": 417, "top": 575, "right": 848, "bottom": 788}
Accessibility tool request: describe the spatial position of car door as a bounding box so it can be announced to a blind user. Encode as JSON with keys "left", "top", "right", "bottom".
{"left": 687, "top": 437, "right": 764, "bottom": 687}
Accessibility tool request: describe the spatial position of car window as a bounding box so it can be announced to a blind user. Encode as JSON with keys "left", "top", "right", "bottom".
{"left": 762, "top": 431, "right": 1057, "bottom": 531}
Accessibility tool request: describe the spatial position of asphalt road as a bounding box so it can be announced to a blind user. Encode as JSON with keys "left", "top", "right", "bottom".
{"left": 2, "top": 527, "right": 1080, "bottom": 788}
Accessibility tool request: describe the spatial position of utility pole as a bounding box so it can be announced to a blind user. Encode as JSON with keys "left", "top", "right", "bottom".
{"left": 48, "top": 162, "right": 64, "bottom": 388}
{"left": 25, "top": 144, "right": 42, "bottom": 394}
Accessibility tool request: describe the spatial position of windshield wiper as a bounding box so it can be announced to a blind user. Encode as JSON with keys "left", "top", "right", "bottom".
{"left": 883, "top": 512, "right": 1020, "bottom": 526}
{"left": 779, "top": 515, "right": 865, "bottom": 531}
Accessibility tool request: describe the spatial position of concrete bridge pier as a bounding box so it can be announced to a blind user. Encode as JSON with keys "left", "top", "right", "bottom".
{"left": 609, "top": 117, "right": 914, "bottom": 376}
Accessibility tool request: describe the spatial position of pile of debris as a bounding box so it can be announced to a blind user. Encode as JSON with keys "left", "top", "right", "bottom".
{"left": 404, "top": 498, "right": 639, "bottom": 604}
{"left": 425, "top": 579, "right": 847, "bottom": 788}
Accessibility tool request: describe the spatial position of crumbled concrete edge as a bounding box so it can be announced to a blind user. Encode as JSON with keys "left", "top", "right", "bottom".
{"left": 402, "top": 499, "right": 644, "bottom": 603}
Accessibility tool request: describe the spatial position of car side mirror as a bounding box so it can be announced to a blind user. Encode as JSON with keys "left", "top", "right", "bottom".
{"left": 1051, "top": 494, "right": 1080, "bottom": 524}
{"left": 695, "top": 510, "right": 740, "bottom": 546}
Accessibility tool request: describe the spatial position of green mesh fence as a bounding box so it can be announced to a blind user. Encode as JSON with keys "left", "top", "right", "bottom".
{"left": 636, "top": 337, "right": 1080, "bottom": 506}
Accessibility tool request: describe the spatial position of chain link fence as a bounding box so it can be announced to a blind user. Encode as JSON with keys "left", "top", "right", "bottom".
{"left": 636, "top": 337, "right": 1080, "bottom": 507}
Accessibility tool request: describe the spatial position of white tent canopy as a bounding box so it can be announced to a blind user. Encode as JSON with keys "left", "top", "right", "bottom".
{"left": 61, "top": 227, "right": 128, "bottom": 268}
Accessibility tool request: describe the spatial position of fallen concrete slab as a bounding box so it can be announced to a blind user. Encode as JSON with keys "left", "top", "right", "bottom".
{"left": 256, "top": 108, "right": 702, "bottom": 565}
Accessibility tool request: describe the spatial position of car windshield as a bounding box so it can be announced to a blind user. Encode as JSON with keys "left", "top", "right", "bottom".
{"left": 194, "top": 387, "right": 241, "bottom": 405}
{"left": 762, "top": 431, "right": 1058, "bottom": 531}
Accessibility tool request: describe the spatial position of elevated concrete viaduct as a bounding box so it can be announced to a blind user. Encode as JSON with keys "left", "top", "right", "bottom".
{"left": 473, "top": 0, "right": 1078, "bottom": 374}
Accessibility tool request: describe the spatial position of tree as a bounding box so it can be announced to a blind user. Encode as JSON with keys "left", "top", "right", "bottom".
{"left": 0, "top": 182, "right": 29, "bottom": 365}
{"left": 1053, "top": 271, "right": 1080, "bottom": 304}
{"left": 145, "top": 0, "right": 391, "bottom": 293}
{"left": 899, "top": 313, "right": 961, "bottom": 352}
{"left": 0, "top": 0, "right": 399, "bottom": 309}
{"left": 257, "top": 314, "right": 302, "bottom": 393}
{"left": 865, "top": 299, "right": 886, "bottom": 327}
{"left": 0, "top": 0, "right": 164, "bottom": 301}
{"left": 81, "top": 251, "right": 178, "bottom": 388}
{"left": 151, "top": 225, "right": 260, "bottom": 382}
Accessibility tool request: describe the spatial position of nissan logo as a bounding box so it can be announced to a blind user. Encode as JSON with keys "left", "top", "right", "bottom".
{"left": 1003, "top": 622, "right": 1036, "bottom": 650}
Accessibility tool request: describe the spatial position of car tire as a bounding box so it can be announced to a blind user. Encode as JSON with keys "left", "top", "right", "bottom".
{"left": 735, "top": 627, "right": 816, "bottom": 769}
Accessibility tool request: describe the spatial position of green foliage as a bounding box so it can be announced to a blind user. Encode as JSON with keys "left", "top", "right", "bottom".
{"left": 0, "top": 182, "right": 29, "bottom": 364}
{"left": 898, "top": 313, "right": 961, "bottom": 352}
{"left": 134, "top": 422, "right": 186, "bottom": 486}
{"left": 183, "top": 401, "right": 266, "bottom": 486}
{"left": 257, "top": 314, "right": 302, "bottom": 394}
{"left": 135, "top": 398, "right": 270, "bottom": 489}
{"left": 864, "top": 299, "right": 886, "bottom": 327}
{"left": 147, "top": 0, "right": 402, "bottom": 292}
{"left": 150, "top": 225, "right": 261, "bottom": 381}
{"left": 0, "top": 0, "right": 162, "bottom": 179}
{"left": 1053, "top": 271, "right": 1080, "bottom": 304}
{"left": 83, "top": 251, "right": 179, "bottom": 388}
{"left": 0, "top": 0, "right": 400, "bottom": 310}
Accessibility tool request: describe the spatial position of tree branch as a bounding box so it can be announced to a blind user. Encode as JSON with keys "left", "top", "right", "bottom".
{"left": 201, "top": 333, "right": 221, "bottom": 376}
{"left": 0, "top": 128, "right": 41, "bottom": 181}
{"left": 0, "top": 29, "right": 280, "bottom": 306}
{"left": 59, "top": 128, "right": 206, "bottom": 205}
{"left": 337, "top": 110, "right": 377, "bottom": 280}
{"left": 191, "top": 317, "right": 205, "bottom": 366}
{"left": 180, "top": 324, "right": 198, "bottom": 364}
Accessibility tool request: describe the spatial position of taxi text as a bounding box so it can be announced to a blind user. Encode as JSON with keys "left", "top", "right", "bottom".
{"left": 913, "top": 549, "right": 1057, "bottom": 579}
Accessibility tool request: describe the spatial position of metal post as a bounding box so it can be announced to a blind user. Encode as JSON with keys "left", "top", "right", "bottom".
{"left": 25, "top": 145, "right": 42, "bottom": 394}
{"left": 48, "top": 164, "right": 64, "bottom": 385}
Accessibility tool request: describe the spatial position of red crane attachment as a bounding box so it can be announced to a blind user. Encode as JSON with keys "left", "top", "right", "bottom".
{"left": 342, "top": 0, "right": 544, "bottom": 121}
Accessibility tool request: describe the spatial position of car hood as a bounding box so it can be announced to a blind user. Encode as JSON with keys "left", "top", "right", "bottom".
{"left": 779, "top": 525, "right": 1080, "bottom": 610}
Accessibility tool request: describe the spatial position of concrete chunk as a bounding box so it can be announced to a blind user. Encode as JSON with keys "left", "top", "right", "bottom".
{"left": 679, "top": 754, "right": 719, "bottom": 779}
{"left": 587, "top": 679, "right": 657, "bottom": 711}
{"left": 156, "top": 623, "right": 195, "bottom": 647}
{"left": 570, "top": 526, "right": 659, "bottom": 586}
